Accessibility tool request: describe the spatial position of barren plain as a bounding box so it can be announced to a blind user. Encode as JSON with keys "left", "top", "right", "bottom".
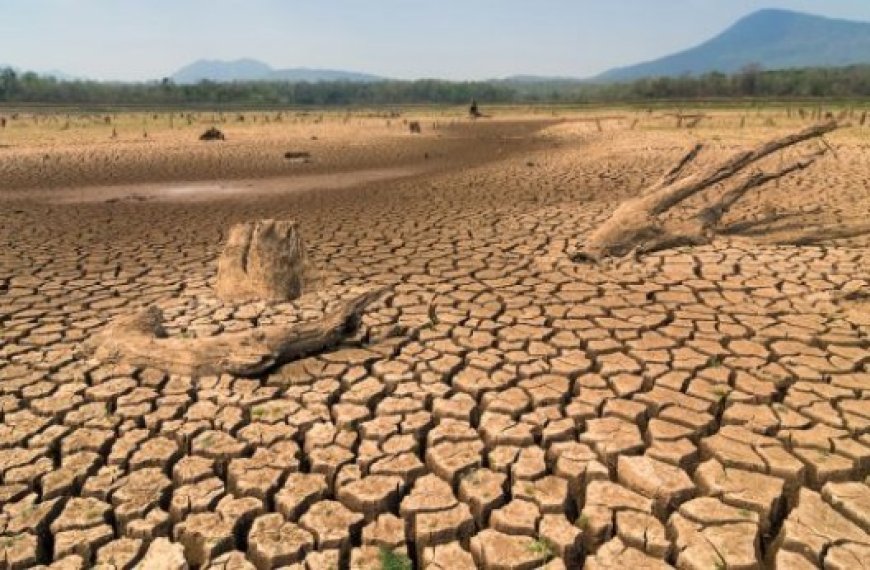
{"left": 0, "top": 108, "right": 868, "bottom": 569}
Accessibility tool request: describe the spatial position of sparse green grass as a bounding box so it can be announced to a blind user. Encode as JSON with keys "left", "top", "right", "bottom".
{"left": 575, "top": 513, "right": 590, "bottom": 529}
{"left": 0, "top": 535, "right": 22, "bottom": 548}
{"left": 379, "top": 546, "right": 412, "bottom": 570}
{"left": 706, "top": 355, "right": 723, "bottom": 368}
{"left": 528, "top": 538, "right": 556, "bottom": 560}
{"left": 712, "top": 387, "right": 730, "bottom": 400}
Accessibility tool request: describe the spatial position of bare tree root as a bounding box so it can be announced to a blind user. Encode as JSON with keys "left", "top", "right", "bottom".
{"left": 84, "top": 287, "right": 387, "bottom": 377}
{"left": 572, "top": 121, "right": 840, "bottom": 262}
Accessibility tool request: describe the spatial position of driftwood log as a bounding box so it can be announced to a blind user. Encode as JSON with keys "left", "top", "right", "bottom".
{"left": 84, "top": 288, "right": 386, "bottom": 377}
{"left": 86, "top": 219, "right": 387, "bottom": 376}
{"left": 215, "top": 220, "right": 306, "bottom": 302}
{"left": 572, "top": 121, "right": 840, "bottom": 262}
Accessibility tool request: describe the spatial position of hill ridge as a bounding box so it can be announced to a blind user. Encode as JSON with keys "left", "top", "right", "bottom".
{"left": 171, "top": 58, "right": 384, "bottom": 84}
{"left": 597, "top": 8, "right": 870, "bottom": 81}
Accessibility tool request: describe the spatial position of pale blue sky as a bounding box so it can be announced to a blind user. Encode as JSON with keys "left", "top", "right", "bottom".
{"left": 1, "top": 0, "right": 869, "bottom": 81}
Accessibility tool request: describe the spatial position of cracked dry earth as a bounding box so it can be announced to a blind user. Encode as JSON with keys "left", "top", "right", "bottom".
{"left": 1, "top": 117, "right": 869, "bottom": 569}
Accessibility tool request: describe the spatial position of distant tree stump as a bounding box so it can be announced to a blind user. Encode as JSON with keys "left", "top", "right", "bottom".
{"left": 215, "top": 220, "right": 306, "bottom": 302}
{"left": 284, "top": 151, "right": 312, "bottom": 163}
{"left": 199, "top": 127, "right": 225, "bottom": 141}
{"left": 470, "top": 99, "right": 483, "bottom": 119}
{"left": 409, "top": 121, "right": 422, "bottom": 134}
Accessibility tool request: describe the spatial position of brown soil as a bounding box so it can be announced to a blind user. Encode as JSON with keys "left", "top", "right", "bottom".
{"left": 0, "top": 109, "right": 868, "bottom": 569}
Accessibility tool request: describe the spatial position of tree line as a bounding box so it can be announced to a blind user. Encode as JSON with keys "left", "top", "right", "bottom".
{"left": 2, "top": 65, "right": 870, "bottom": 107}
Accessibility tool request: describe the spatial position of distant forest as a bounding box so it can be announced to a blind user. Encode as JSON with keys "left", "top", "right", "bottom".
{"left": 2, "top": 65, "right": 870, "bottom": 107}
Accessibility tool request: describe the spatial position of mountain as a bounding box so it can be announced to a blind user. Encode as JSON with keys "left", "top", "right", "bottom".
{"left": 0, "top": 64, "right": 81, "bottom": 81}
{"left": 171, "top": 58, "right": 384, "bottom": 84}
{"left": 501, "top": 75, "right": 586, "bottom": 84}
{"left": 41, "top": 69, "right": 81, "bottom": 81}
{"left": 172, "top": 58, "right": 272, "bottom": 82}
{"left": 597, "top": 9, "right": 870, "bottom": 81}
{"left": 267, "top": 68, "right": 383, "bottom": 82}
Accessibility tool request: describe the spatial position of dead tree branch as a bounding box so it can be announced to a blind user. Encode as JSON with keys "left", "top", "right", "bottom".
{"left": 697, "top": 148, "right": 827, "bottom": 228}
{"left": 650, "top": 121, "right": 838, "bottom": 215}
{"left": 84, "top": 288, "right": 387, "bottom": 377}
{"left": 572, "top": 122, "right": 840, "bottom": 262}
{"left": 660, "top": 143, "right": 704, "bottom": 187}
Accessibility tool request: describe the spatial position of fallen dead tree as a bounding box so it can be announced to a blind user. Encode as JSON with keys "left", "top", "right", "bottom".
{"left": 284, "top": 151, "right": 312, "bottom": 163}
{"left": 663, "top": 113, "right": 709, "bottom": 129}
{"left": 571, "top": 121, "right": 841, "bottom": 262}
{"left": 85, "top": 219, "right": 389, "bottom": 376}
{"left": 85, "top": 287, "right": 386, "bottom": 377}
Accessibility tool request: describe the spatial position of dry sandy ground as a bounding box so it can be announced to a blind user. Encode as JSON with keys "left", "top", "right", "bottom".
{"left": 0, "top": 109, "right": 869, "bottom": 569}
{"left": 0, "top": 109, "right": 551, "bottom": 190}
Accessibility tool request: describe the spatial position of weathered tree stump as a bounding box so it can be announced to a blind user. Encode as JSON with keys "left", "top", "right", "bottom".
{"left": 215, "top": 220, "right": 306, "bottom": 302}
{"left": 199, "top": 127, "right": 225, "bottom": 141}
{"left": 84, "top": 219, "right": 388, "bottom": 376}
{"left": 470, "top": 99, "right": 483, "bottom": 119}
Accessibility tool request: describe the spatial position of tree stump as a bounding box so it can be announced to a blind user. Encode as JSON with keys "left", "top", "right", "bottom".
{"left": 199, "top": 127, "right": 225, "bottom": 141}
{"left": 215, "top": 220, "right": 306, "bottom": 302}
{"left": 84, "top": 219, "right": 388, "bottom": 377}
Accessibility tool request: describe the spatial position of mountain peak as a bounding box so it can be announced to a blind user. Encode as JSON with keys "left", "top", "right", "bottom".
{"left": 171, "top": 58, "right": 383, "bottom": 84}
{"left": 742, "top": 7, "right": 806, "bottom": 19}
{"left": 172, "top": 58, "right": 274, "bottom": 83}
{"left": 597, "top": 9, "right": 870, "bottom": 81}
{"left": 728, "top": 8, "right": 845, "bottom": 35}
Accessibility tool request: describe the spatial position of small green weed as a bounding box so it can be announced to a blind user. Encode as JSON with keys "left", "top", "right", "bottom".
{"left": 379, "top": 546, "right": 412, "bottom": 570}
{"left": 528, "top": 538, "right": 555, "bottom": 560}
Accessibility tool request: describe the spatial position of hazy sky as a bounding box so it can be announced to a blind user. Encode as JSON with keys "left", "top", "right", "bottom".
{"left": 2, "top": 0, "right": 869, "bottom": 81}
